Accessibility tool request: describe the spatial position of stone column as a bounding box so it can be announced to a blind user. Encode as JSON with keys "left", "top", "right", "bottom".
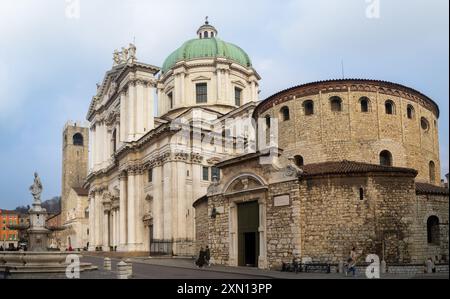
{"left": 115, "top": 209, "right": 120, "bottom": 248}
{"left": 251, "top": 81, "right": 257, "bottom": 103}
{"left": 154, "top": 165, "right": 163, "bottom": 240}
{"left": 171, "top": 162, "right": 179, "bottom": 253}
{"left": 135, "top": 169, "right": 145, "bottom": 249}
{"left": 146, "top": 83, "right": 155, "bottom": 131}
{"left": 163, "top": 162, "right": 172, "bottom": 242}
{"left": 180, "top": 73, "right": 185, "bottom": 107}
{"left": 229, "top": 203, "right": 238, "bottom": 267}
{"left": 95, "top": 192, "right": 102, "bottom": 248}
{"left": 217, "top": 69, "right": 222, "bottom": 103}
{"left": 109, "top": 209, "right": 116, "bottom": 247}
{"left": 136, "top": 82, "right": 144, "bottom": 138}
{"left": 103, "top": 210, "right": 110, "bottom": 251}
{"left": 127, "top": 169, "right": 136, "bottom": 250}
{"left": 119, "top": 173, "right": 128, "bottom": 250}
{"left": 128, "top": 83, "right": 136, "bottom": 141}
{"left": 120, "top": 91, "right": 127, "bottom": 143}
{"left": 258, "top": 200, "right": 267, "bottom": 269}
{"left": 88, "top": 194, "right": 95, "bottom": 251}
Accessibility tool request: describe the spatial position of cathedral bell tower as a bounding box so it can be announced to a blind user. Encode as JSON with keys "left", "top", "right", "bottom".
{"left": 61, "top": 121, "right": 89, "bottom": 224}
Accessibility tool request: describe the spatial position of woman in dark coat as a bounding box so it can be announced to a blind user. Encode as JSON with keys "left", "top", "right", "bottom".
{"left": 196, "top": 247, "right": 207, "bottom": 268}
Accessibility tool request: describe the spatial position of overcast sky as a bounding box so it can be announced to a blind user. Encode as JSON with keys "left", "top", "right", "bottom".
{"left": 0, "top": 0, "right": 448, "bottom": 209}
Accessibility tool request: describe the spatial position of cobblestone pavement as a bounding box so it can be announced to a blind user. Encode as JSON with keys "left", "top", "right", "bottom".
{"left": 4, "top": 255, "right": 449, "bottom": 279}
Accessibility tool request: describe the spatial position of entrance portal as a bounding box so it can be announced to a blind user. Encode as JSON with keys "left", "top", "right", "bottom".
{"left": 238, "top": 201, "right": 259, "bottom": 267}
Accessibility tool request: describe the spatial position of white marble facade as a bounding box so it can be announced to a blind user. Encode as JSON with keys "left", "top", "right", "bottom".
{"left": 85, "top": 21, "right": 261, "bottom": 254}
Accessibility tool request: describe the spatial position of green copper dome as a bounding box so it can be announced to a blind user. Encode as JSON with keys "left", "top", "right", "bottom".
{"left": 162, "top": 37, "right": 252, "bottom": 73}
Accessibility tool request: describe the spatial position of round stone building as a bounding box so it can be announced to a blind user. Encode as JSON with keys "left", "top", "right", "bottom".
{"left": 254, "top": 79, "right": 441, "bottom": 186}
{"left": 195, "top": 79, "right": 448, "bottom": 271}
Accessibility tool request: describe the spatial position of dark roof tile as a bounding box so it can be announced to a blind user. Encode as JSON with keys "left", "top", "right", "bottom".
{"left": 416, "top": 183, "right": 449, "bottom": 196}
{"left": 301, "top": 160, "right": 417, "bottom": 177}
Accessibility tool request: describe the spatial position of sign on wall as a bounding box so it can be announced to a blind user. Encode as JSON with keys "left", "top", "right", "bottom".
{"left": 274, "top": 195, "right": 290, "bottom": 207}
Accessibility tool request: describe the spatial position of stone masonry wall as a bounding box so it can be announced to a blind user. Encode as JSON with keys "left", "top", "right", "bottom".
{"left": 297, "top": 174, "right": 418, "bottom": 265}
{"left": 265, "top": 87, "right": 441, "bottom": 185}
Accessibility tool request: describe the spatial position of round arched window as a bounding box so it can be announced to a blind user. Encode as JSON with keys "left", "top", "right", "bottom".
{"left": 380, "top": 150, "right": 393, "bottom": 167}
{"left": 330, "top": 96, "right": 342, "bottom": 112}
{"left": 421, "top": 117, "right": 430, "bottom": 132}
{"left": 280, "top": 107, "right": 290, "bottom": 121}
{"left": 73, "top": 133, "right": 84, "bottom": 146}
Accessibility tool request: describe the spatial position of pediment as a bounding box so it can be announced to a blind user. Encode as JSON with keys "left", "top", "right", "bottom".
{"left": 192, "top": 75, "right": 211, "bottom": 82}
{"left": 231, "top": 80, "right": 246, "bottom": 88}
{"left": 225, "top": 174, "right": 266, "bottom": 194}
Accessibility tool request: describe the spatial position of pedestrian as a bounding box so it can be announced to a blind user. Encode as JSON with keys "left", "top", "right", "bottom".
{"left": 0, "top": 245, "right": 4, "bottom": 252}
{"left": 346, "top": 247, "right": 358, "bottom": 277}
{"left": 205, "top": 246, "right": 211, "bottom": 267}
{"left": 196, "top": 247, "right": 207, "bottom": 268}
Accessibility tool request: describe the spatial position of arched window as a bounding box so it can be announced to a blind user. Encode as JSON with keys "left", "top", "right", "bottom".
{"left": 294, "top": 155, "right": 304, "bottom": 167}
{"left": 380, "top": 150, "right": 393, "bottom": 166}
{"left": 265, "top": 115, "right": 271, "bottom": 128}
{"left": 421, "top": 117, "right": 430, "bottom": 132}
{"left": 360, "top": 97, "right": 370, "bottom": 113}
{"left": 204, "top": 31, "right": 209, "bottom": 38}
{"left": 330, "top": 96, "right": 342, "bottom": 112}
{"left": 429, "top": 161, "right": 436, "bottom": 183}
{"left": 168, "top": 92, "right": 173, "bottom": 109}
{"left": 407, "top": 105, "right": 415, "bottom": 119}
{"left": 111, "top": 129, "right": 117, "bottom": 154}
{"left": 280, "top": 107, "right": 290, "bottom": 121}
{"left": 427, "top": 216, "right": 440, "bottom": 245}
{"left": 148, "top": 168, "right": 153, "bottom": 183}
{"left": 303, "top": 100, "right": 314, "bottom": 116}
{"left": 385, "top": 100, "right": 395, "bottom": 115}
{"left": 73, "top": 133, "right": 84, "bottom": 146}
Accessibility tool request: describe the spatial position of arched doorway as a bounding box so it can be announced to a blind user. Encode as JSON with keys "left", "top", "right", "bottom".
{"left": 224, "top": 174, "right": 268, "bottom": 269}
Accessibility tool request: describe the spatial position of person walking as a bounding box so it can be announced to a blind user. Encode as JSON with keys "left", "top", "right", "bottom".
{"left": 196, "top": 247, "right": 207, "bottom": 268}
{"left": 346, "top": 247, "right": 358, "bottom": 277}
{"left": 205, "top": 246, "right": 211, "bottom": 267}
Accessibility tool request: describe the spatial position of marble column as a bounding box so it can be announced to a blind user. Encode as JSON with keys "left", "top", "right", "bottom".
{"left": 128, "top": 83, "right": 136, "bottom": 141}
{"left": 163, "top": 162, "right": 172, "bottom": 241}
{"left": 103, "top": 210, "right": 109, "bottom": 251}
{"left": 154, "top": 165, "right": 163, "bottom": 240}
{"left": 127, "top": 170, "right": 136, "bottom": 250}
{"left": 95, "top": 192, "right": 102, "bottom": 248}
{"left": 88, "top": 195, "right": 95, "bottom": 251}
{"left": 115, "top": 209, "right": 120, "bottom": 248}
{"left": 119, "top": 174, "right": 128, "bottom": 250}
{"left": 136, "top": 83, "right": 145, "bottom": 137}
{"left": 135, "top": 171, "right": 144, "bottom": 249}
{"left": 120, "top": 91, "right": 127, "bottom": 143}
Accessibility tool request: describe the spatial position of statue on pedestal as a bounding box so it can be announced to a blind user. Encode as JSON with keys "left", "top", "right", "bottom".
{"left": 128, "top": 43, "right": 137, "bottom": 63}
{"left": 29, "top": 172, "right": 43, "bottom": 203}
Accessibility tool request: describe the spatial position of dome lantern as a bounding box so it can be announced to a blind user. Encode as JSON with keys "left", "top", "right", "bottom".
{"left": 197, "top": 16, "right": 218, "bottom": 39}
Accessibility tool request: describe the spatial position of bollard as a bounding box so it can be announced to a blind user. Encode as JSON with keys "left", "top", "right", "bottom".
{"left": 338, "top": 261, "right": 344, "bottom": 273}
{"left": 426, "top": 260, "right": 433, "bottom": 274}
{"left": 380, "top": 260, "right": 387, "bottom": 274}
{"left": 117, "top": 261, "right": 129, "bottom": 279}
{"left": 104, "top": 257, "right": 112, "bottom": 271}
{"left": 125, "top": 258, "right": 133, "bottom": 278}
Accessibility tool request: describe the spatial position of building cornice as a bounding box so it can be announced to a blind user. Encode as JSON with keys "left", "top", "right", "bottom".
{"left": 254, "top": 79, "right": 441, "bottom": 118}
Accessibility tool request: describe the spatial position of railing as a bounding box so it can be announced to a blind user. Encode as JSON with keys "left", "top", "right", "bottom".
{"left": 150, "top": 241, "right": 173, "bottom": 255}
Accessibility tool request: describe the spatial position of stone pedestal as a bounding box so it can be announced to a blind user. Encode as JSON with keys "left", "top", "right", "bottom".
{"left": 28, "top": 205, "right": 51, "bottom": 252}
